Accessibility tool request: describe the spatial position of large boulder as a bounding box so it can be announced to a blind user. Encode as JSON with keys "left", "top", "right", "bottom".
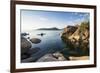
{"left": 61, "top": 22, "right": 89, "bottom": 56}
{"left": 30, "top": 38, "right": 41, "bottom": 44}
{"left": 21, "top": 37, "right": 32, "bottom": 54}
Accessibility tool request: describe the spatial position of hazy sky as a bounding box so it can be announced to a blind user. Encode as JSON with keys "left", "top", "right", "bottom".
{"left": 21, "top": 10, "right": 89, "bottom": 32}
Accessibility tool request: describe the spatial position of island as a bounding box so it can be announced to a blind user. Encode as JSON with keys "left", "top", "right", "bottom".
{"left": 37, "top": 27, "right": 61, "bottom": 30}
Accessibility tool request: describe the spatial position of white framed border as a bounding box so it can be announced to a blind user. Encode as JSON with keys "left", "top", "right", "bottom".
{"left": 15, "top": 4, "right": 94, "bottom": 69}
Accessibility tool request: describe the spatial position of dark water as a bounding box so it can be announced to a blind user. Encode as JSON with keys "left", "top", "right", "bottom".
{"left": 21, "top": 30, "right": 68, "bottom": 62}
{"left": 28, "top": 30, "right": 66, "bottom": 54}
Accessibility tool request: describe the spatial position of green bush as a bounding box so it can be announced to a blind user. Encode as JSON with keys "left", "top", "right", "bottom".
{"left": 80, "top": 21, "right": 89, "bottom": 32}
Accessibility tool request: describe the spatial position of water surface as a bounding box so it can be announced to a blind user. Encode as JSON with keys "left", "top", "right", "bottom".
{"left": 27, "top": 30, "right": 66, "bottom": 54}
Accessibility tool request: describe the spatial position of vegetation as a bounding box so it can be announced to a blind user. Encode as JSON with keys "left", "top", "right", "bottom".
{"left": 80, "top": 21, "right": 89, "bottom": 32}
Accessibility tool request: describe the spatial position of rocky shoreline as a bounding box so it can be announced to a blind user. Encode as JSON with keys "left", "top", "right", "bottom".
{"left": 21, "top": 36, "right": 68, "bottom": 62}
{"left": 21, "top": 36, "right": 41, "bottom": 61}
{"left": 21, "top": 22, "right": 89, "bottom": 62}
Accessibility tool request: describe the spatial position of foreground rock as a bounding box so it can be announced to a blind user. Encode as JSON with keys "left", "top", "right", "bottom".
{"left": 53, "top": 52, "right": 66, "bottom": 61}
{"left": 37, "top": 54, "right": 58, "bottom": 62}
{"left": 21, "top": 47, "right": 40, "bottom": 60}
{"left": 37, "top": 52, "right": 66, "bottom": 62}
{"left": 69, "top": 56, "right": 89, "bottom": 60}
{"left": 21, "top": 37, "right": 41, "bottom": 60}
{"left": 21, "top": 37, "right": 32, "bottom": 54}
{"left": 30, "top": 38, "right": 41, "bottom": 44}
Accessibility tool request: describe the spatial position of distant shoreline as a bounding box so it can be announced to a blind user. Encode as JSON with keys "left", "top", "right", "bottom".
{"left": 36, "top": 27, "right": 62, "bottom": 30}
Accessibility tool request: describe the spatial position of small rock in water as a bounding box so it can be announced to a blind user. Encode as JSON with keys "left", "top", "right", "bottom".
{"left": 30, "top": 38, "right": 41, "bottom": 44}
{"left": 27, "top": 37, "right": 30, "bottom": 39}
{"left": 21, "top": 32, "right": 29, "bottom": 36}
{"left": 37, "top": 33, "right": 46, "bottom": 36}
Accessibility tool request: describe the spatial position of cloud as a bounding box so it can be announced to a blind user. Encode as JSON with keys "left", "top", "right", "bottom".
{"left": 39, "top": 17, "right": 48, "bottom": 21}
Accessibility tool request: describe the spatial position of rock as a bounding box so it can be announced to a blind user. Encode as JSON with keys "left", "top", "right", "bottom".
{"left": 61, "top": 26, "right": 78, "bottom": 37}
{"left": 69, "top": 56, "right": 89, "bottom": 60}
{"left": 37, "top": 54, "right": 58, "bottom": 62}
{"left": 37, "top": 52, "right": 67, "bottom": 62}
{"left": 21, "top": 32, "right": 29, "bottom": 36}
{"left": 21, "top": 47, "right": 40, "bottom": 60}
{"left": 21, "top": 53, "right": 30, "bottom": 60}
{"left": 68, "top": 27, "right": 80, "bottom": 41}
{"left": 30, "top": 38, "right": 41, "bottom": 44}
{"left": 58, "top": 57, "right": 66, "bottom": 61}
{"left": 21, "top": 57, "right": 35, "bottom": 62}
{"left": 61, "top": 22, "right": 89, "bottom": 56}
{"left": 21, "top": 37, "right": 32, "bottom": 54}
{"left": 28, "top": 47, "right": 40, "bottom": 55}
{"left": 27, "top": 37, "right": 30, "bottom": 39}
{"left": 53, "top": 52, "right": 66, "bottom": 61}
{"left": 37, "top": 33, "right": 46, "bottom": 36}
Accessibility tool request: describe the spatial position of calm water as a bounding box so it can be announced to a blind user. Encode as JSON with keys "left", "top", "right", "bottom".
{"left": 23, "top": 30, "right": 66, "bottom": 61}
{"left": 29, "top": 30, "right": 66, "bottom": 52}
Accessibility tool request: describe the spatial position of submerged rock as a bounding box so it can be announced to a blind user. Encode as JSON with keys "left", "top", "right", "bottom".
{"left": 28, "top": 47, "right": 40, "bottom": 55}
{"left": 21, "top": 47, "right": 41, "bottom": 60}
{"left": 30, "top": 38, "right": 41, "bottom": 44}
{"left": 21, "top": 53, "right": 30, "bottom": 60}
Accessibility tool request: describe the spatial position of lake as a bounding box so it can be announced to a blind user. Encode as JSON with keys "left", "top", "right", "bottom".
{"left": 22, "top": 30, "right": 67, "bottom": 61}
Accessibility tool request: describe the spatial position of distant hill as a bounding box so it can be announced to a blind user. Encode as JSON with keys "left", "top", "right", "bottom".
{"left": 37, "top": 27, "right": 61, "bottom": 30}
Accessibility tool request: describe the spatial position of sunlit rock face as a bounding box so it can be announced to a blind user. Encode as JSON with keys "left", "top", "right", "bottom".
{"left": 61, "top": 21, "right": 89, "bottom": 56}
